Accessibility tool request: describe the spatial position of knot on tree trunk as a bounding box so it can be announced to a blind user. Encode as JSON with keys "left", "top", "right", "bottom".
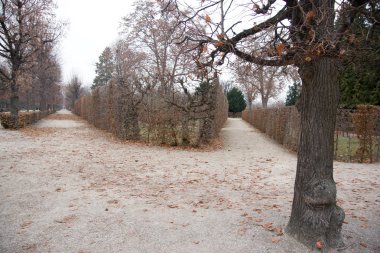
{"left": 304, "top": 179, "right": 336, "bottom": 207}
{"left": 293, "top": 179, "right": 345, "bottom": 249}
{"left": 326, "top": 206, "right": 345, "bottom": 249}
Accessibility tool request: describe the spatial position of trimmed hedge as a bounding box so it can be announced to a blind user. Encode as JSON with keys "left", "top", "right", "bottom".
{"left": 242, "top": 105, "right": 380, "bottom": 163}
{"left": 74, "top": 82, "right": 228, "bottom": 146}
{"left": 0, "top": 110, "right": 55, "bottom": 129}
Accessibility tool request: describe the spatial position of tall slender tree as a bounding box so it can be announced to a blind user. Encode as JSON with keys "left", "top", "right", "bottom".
{"left": 65, "top": 75, "right": 84, "bottom": 110}
{"left": 92, "top": 47, "right": 114, "bottom": 90}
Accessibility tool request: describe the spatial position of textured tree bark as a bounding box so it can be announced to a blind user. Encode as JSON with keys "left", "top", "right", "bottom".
{"left": 181, "top": 116, "right": 190, "bottom": 145}
{"left": 9, "top": 77, "right": 20, "bottom": 128}
{"left": 261, "top": 95, "right": 268, "bottom": 108}
{"left": 286, "top": 57, "right": 345, "bottom": 249}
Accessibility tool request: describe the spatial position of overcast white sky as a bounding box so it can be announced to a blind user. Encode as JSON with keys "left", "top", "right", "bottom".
{"left": 55, "top": 0, "right": 137, "bottom": 86}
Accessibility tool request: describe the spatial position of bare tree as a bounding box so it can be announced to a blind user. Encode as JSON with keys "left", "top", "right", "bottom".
{"left": 220, "top": 79, "right": 233, "bottom": 95}
{"left": 233, "top": 60, "right": 295, "bottom": 108}
{"left": 0, "top": 0, "right": 63, "bottom": 123}
{"left": 32, "top": 43, "right": 62, "bottom": 111}
{"left": 65, "top": 75, "right": 84, "bottom": 110}
{"left": 167, "top": 0, "right": 378, "bottom": 248}
{"left": 121, "top": 1, "right": 207, "bottom": 142}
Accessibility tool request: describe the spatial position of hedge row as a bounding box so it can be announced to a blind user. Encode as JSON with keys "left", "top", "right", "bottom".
{"left": 0, "top": 110, "right": 55, "bottom": 129}
{"left": 74, "top": 82, "right": 228, "bottom": 146}
{"left": 242, "top": 107, "right": 300, "bottom": 151}
{"left": 242, "top": 105, "right": 380, "bottom": 162}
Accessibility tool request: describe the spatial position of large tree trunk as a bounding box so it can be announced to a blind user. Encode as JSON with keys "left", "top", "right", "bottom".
{"left": 287, "top": 57, "right": 345, "bottom": 249}
{"left": 261, "top": 95, "right": 268, "bottom": 108}
{"left": 181, "top": 114, "right": 190, "bottom": 145}
{"left": 9, "top": 78, "right": 20, "bottom": 128}
{"left": 10, "top": 80, "right": 19, "bottom": 116}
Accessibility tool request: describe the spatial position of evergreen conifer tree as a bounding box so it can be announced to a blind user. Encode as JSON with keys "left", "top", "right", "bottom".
{"left": 227, "top": 87, "right": 246, "bottom": 113}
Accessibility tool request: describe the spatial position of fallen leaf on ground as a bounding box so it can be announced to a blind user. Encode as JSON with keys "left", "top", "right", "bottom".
{"left": 274, "top": 227, "right": 284, "bottom": 236}
{"left": 359, "top": 242, "right": 367, "bottom": 248}
{"left": 55, "top": 214, "right": 77, "bottom": 224}
{"left": 238, "top": 228, "right": 247, "bottom": 236}
{"left": 107, "top": 199, "right": 119, "bottom": 204}
{"left": 262, "top": 222, "right": 274, "bottom": 231}
{"left": 272, "top": 237, "right": 282, "bottom": 243}
{"left": 21, "top": 221, "right": 33, "bottom": 230}
{"left": 55, "top": 187, "right": 64, "bottom": 192}
{"left": 167, "top": 204, "right": 179, "bottom": 208}
{"left": 241, "top": 212, "right": 249, "bottom": 217}
{"left": 192, "top": 240, "right": 200, "bottom": 244}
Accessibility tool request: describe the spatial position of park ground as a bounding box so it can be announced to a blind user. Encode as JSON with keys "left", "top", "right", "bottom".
{"left": 0, "top": 110, "right": 379, "bottom": 253}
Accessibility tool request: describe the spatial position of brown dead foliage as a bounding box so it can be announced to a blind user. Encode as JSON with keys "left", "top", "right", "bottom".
{"left": 46, "top": 113, "right": 81, "bottom": 121}
{"left": 20, "top": 127, "right": 57, "bottom": 137}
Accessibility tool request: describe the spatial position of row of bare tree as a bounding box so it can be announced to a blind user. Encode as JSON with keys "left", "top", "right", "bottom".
{"left": 0, "top": 0, "right": 63, "bottom": 119}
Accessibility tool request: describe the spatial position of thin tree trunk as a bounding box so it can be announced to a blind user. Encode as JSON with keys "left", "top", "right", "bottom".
{"left": 261, "top": 96, "right": 268, "bottom": 108}
{"left": 124, "top": 102, "right": 140, "bottom": 141}
{"left": 248, "top": 100, "right": 253, "bottom": 123}
{"left": 181, "top": 114, "right": 190, "bottom": 145}
{"left": 287, "top": 57, "right": 345, "bottom": 249}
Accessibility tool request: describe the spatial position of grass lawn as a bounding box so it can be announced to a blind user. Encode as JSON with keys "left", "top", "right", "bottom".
{"left": 335, "top": 135, "right": 380, "bottom": 162}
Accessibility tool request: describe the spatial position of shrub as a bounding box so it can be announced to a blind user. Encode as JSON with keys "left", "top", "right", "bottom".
{"left": 0, "top": 110, "right": 53, "bottom": 129}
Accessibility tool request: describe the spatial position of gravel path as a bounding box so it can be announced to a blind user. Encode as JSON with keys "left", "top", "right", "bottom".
{"left": 0, "top": 110, "right": 379, "bottom": 253}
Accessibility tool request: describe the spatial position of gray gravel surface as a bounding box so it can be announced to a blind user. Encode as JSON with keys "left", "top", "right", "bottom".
{"left": 0, "top": 111, "right": 379, "bottom": 253}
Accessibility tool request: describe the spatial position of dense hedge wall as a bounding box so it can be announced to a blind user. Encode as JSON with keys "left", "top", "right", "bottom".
{"left": 0, "top": 110, "right": 55, "bottom": 129}
{"left": 242, "top": 105, "right": 380, "bottom": 162}
{"left": 74, "top": 82, "right": 228, "bottom": 146}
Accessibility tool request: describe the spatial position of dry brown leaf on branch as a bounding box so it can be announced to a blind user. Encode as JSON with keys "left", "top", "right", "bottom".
{"left": 205, "top": 14, "right": 211, "bottom": 23}
{"left": 217, "top": 33, "right": 225, "bottom": 40}
{"left": 305, "top": 10, "right": 316, "bottom": 23}
{"left": 213, "top": 41, "right": 224, "bottom": 48}
{"left": 276, "top": 43, "right": 285, "bottom": 57}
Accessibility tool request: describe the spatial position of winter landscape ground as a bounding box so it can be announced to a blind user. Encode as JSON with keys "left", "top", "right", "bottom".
{"left": 0, "top": 110, "right": 379, "bottom": 253}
